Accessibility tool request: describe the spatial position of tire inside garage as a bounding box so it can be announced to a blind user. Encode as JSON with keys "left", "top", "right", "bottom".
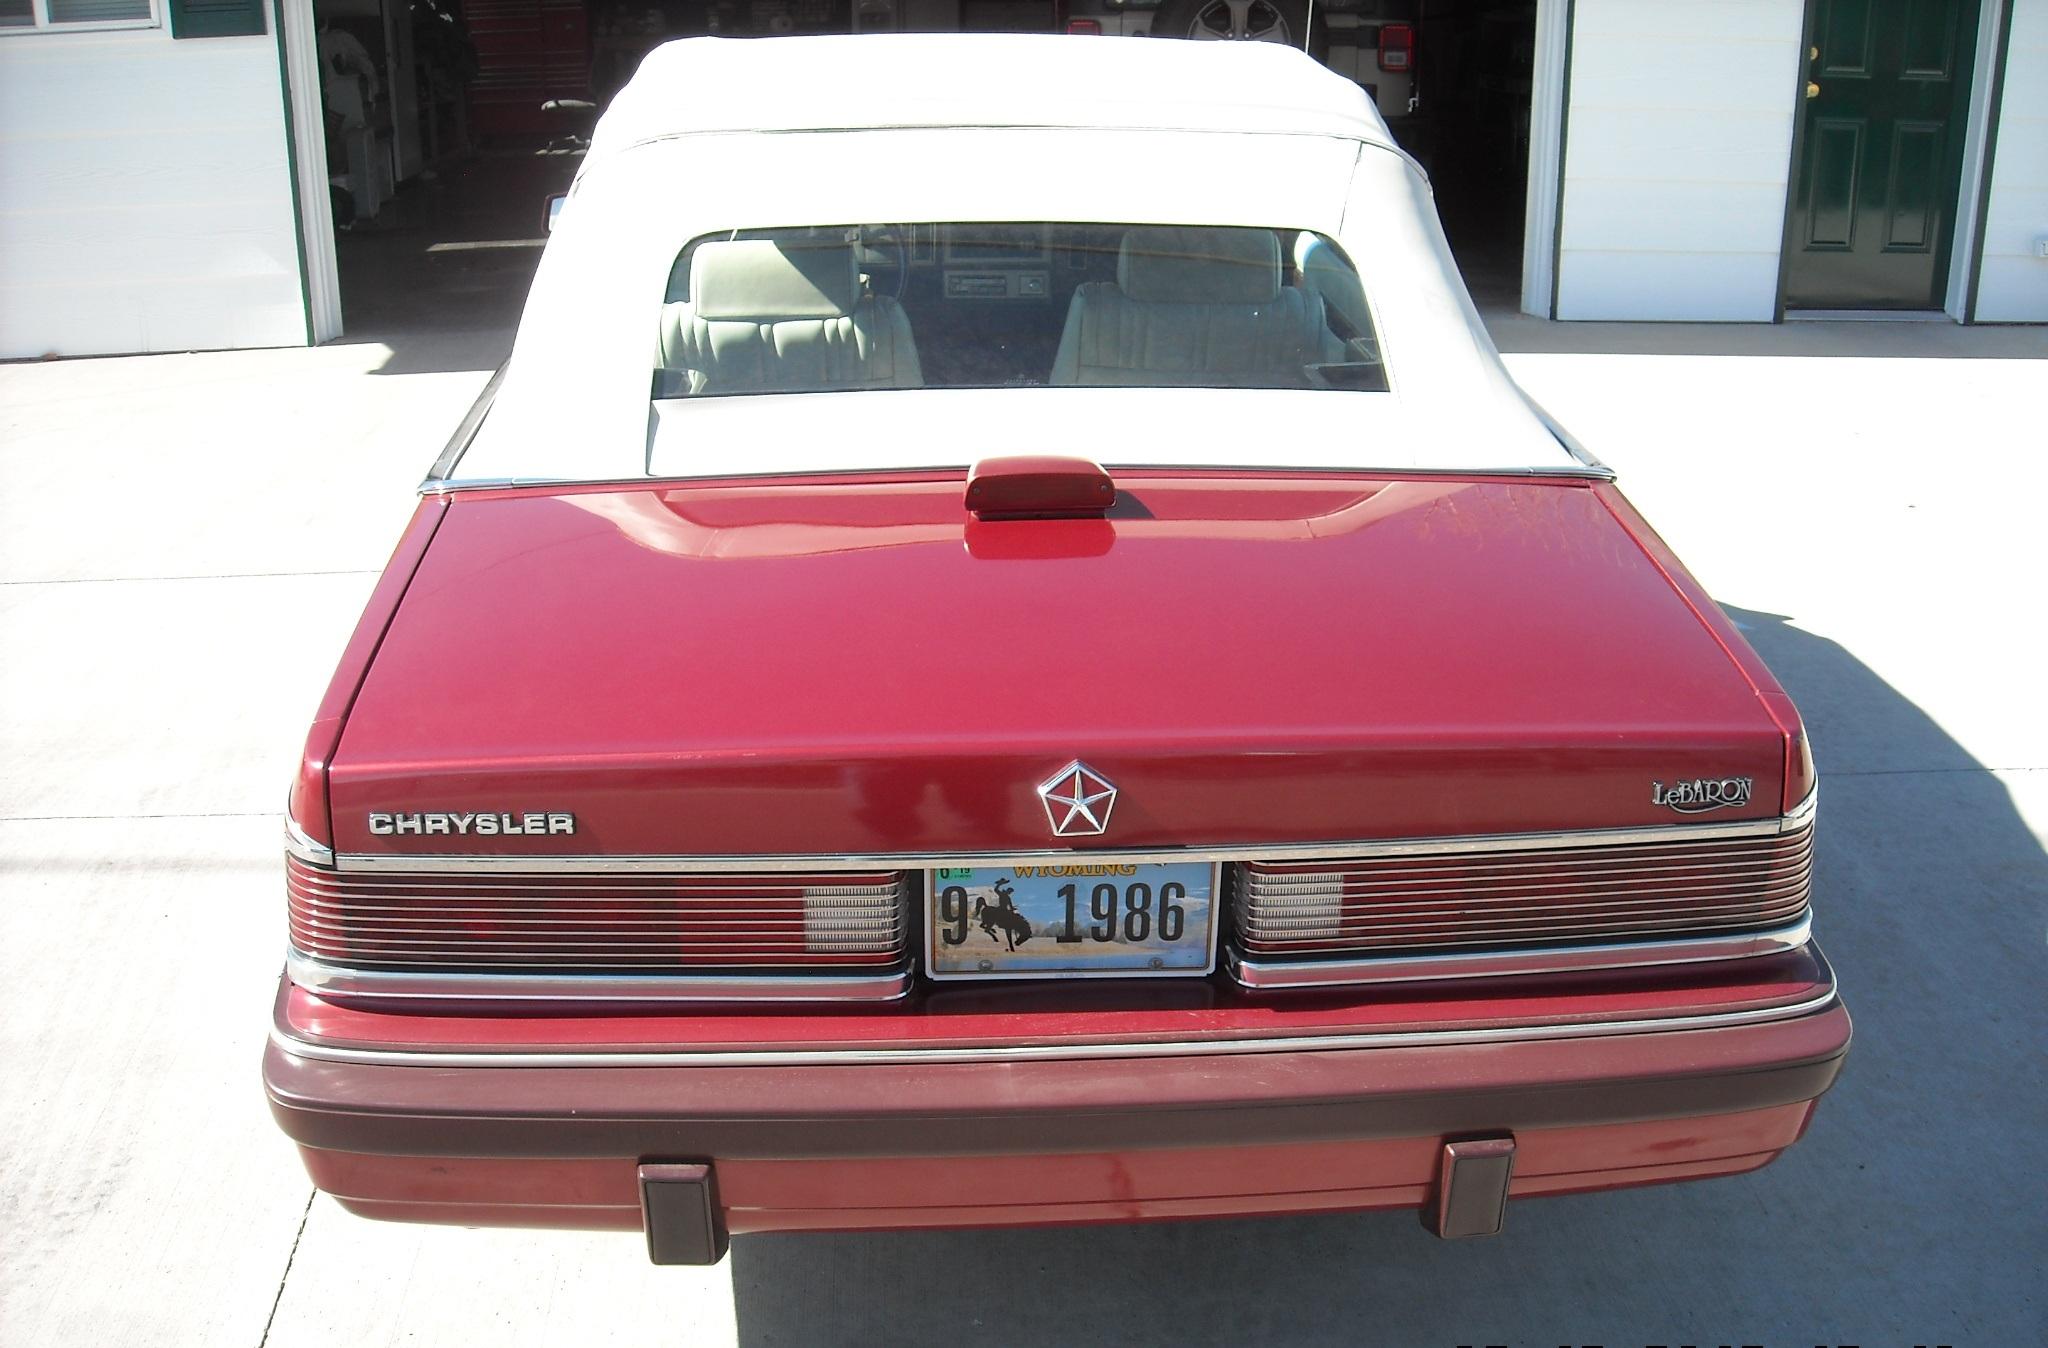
{"left": 1146, "top": 0, "right": 1329, "bottom": 61}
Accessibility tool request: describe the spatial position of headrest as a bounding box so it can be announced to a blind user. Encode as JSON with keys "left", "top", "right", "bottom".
{"left": 1117, "top": 227, "right": 1281, "bottom": 305}
{"left": 688, "top": 239, "right": 859, "bottom": 321}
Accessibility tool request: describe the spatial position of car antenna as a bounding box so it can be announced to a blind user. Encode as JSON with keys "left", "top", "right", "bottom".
{"left": 1303, "top": 0, "right": 1314, "bottom": 52}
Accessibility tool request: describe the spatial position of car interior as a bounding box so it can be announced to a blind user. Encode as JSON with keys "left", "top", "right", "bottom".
{"left": 653, "top": 223, "right": 1388, "bottom": 398}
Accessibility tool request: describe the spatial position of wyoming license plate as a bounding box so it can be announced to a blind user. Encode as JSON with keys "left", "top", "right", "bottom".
{"left": 925, "top": 862, "right": 1218, "bottom": 979}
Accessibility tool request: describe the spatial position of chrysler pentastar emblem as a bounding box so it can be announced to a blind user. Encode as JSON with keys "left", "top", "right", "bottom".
{"left": 1037, "top": 761, "right": 1117, "bottom": 837}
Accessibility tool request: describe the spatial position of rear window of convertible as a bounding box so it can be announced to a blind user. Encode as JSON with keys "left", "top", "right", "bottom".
{"left": 652, "top": 223, "right": 1388, "bottom": 398}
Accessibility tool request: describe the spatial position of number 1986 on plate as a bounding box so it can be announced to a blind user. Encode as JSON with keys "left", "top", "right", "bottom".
{"left": 924, "top": 862, "right": 1218, "bottom": 979}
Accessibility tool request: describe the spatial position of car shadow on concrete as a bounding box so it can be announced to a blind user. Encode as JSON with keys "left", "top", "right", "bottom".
{"left": 724, "top": 605, "right": 2046, "bottom": 1348}
{"left": 331, "top": 328, "right": 512, "bottom": 382}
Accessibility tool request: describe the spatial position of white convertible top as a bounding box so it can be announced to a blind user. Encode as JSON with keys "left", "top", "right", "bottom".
{"left": 451, "top": 36, "right": 1583, "bottom": 486}
{"left": 587, "top": 34, "right": 1401, "bottom": 158}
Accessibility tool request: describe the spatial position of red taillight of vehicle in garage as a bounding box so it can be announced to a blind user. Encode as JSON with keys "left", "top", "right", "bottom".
{"left": 1066, "top": 18, "right": 1102, "bottom": 34}
{"left": 1380, "top": 23, "right": 1416, "bottom": 72}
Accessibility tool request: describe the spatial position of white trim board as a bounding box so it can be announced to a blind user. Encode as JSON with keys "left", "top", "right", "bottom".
{"left": 1971, "top": 0, "right": 2048, "bottom": 322}
{"left": 281, "top": 0, "right": 341, "bottom": 342}
{"left": 1948, "top": 0, "right": 2010, "bottom": 319}
{"left": 1520, "top": 0, "right": 1571, "bottom": 319}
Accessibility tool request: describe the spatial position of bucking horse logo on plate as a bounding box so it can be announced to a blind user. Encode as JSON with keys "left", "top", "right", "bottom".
{"left": 974, "top": 877, "right": 1033, "bottom": 951}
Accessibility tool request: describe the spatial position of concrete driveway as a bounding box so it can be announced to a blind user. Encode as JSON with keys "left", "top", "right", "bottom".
{"left": 1, "top": 318, "right": 2042, "bottom": 1347}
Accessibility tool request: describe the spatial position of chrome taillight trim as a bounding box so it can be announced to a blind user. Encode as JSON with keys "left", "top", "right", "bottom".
{"left": 1227, "top": 791, "right": 1816, "bottom": 984}
{"left": 283, "top": 842, "right": 914, "bottom": 1000}
{"left": 291, "top": 792, "right": 1817, "bottom": 997}
{"left": 1227, "top": 913, "right": 1812, "bottom": 988}
{"left": 324, "top": 790, "right": 1818, "bottom": 874}
{"left": 286, "top": 949, "right": 912, "bottom": 1003}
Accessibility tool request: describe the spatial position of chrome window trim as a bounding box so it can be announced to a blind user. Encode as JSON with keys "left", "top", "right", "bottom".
{"left": 420, "top": 363, "right": 504, "bottom": 487}
{"left": 328, "top": 789, "right": 1816, "bottom": 875}
{"left": 269, "top": 981, "right": 1841, "bottom": 1069}
{"left": 417, "top": 463, "right": 1620, "bottom": 496}
{"left": 287, "top": 950, "right": 911, "bottom": 1004}
{"left": 1227, "top": 913, "right": 1812, "bottom": 989}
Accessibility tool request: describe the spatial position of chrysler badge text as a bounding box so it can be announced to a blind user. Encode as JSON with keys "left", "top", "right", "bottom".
{"left": 366, "top": 812, "right": 578, "bottom": 836}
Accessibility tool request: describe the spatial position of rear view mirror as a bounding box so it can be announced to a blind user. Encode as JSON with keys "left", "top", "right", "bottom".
{"left": 545, "top": 193, "right": 569, "bottom": 232}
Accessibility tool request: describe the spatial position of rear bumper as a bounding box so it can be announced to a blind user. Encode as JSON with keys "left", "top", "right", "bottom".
{"left": 264, "top": 964, "right": 1850, "bottom": 1247}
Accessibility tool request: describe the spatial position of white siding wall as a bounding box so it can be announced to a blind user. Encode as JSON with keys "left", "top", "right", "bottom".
{"left": 1555, "top": 0, "right": 1807, "bottom": 321}
{"left": 1974, "top": 0, "right": 2048, "bottom": 321}
{"left": 0, "top": 27, "right": 307, "bottom": 358}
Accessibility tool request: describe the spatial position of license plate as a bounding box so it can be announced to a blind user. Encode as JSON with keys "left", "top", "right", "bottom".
{"left": 925, "top": 863, "right": 1218, "bottom": 979}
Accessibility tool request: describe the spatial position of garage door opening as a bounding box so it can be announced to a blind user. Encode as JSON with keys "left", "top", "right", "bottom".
{"left": 1393, "top": 1, "right": 1540, "bottom": 312}
{"left": 302, "top": 3, "right": 1542, "bottom": 338}
{"left": 309, "top": 0, "right": 575, "bottom": 339}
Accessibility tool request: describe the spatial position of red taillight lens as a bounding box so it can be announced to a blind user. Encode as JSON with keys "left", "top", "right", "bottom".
{"left": 1237, "top": 822, "right": 1814, "bottom": 959}
{"left": 290, "top": 748, "right": 335, "bottom": 852}
{"left": 1758, "top": 688, "right": 1815, "bottom": 811}
{"left": 1066, "top": 17, "right": 1102, "bottom": 34}
{"left": 284, "top": 863, "right": 910, "bottom": 972}
{"left": 1379, "top": 23, "right": 1415, "bottom": 72}
{"left": 1786, "top": 728, "right": 1817, "bottom": 811}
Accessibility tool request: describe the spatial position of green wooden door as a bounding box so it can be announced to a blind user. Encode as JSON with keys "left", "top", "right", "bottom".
{"left": 1784, "top": 0, "right": 1981, "bottom": 311}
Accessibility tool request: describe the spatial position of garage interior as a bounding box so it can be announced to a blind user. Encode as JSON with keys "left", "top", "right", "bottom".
{"left": 310, "top": 0, "right": 1539, "bottom": 338}
{"left": 1412, "top": 1, "right": 1539, "bottom": 311}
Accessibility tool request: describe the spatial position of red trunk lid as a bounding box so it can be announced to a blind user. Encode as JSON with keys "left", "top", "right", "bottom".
{"left": 327, "top": 474, "right": 1788, "bottom": 856}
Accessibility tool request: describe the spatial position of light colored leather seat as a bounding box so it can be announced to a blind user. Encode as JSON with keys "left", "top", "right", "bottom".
{"left": 1292, "top": 232, "right": 1373, "bottom": 344}
{"left": 659, "top": 239, "right": 921, "bottom": 395}
{"left": 1049, "top": 226, "right": 1341, "bottom": 387}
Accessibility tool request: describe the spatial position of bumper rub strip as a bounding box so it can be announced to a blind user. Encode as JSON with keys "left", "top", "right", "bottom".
{"left": 268, "top": 983, "right": 1841, "bottom": 1070}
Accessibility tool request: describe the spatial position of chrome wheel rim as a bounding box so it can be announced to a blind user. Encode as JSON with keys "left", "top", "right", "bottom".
{"left": 1185, "top": 0, "right": 1292, "bottom": 43}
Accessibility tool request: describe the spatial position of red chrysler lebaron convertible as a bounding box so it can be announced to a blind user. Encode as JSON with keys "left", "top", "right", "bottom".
{"left": 264, "top": 36, "right": 1847, "bottom": 1263}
